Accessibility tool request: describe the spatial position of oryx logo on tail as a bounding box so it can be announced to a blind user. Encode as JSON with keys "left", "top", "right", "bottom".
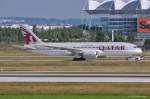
{"left": 20, "top": 25, "right": 42, "bottom": 45}
{"left": 20, "top": 27, "right": 37, "bottom": 45}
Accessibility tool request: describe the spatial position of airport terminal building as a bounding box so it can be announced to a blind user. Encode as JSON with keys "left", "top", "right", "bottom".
{"left": 83, "top": 0, "right": 150, "bottom": 40}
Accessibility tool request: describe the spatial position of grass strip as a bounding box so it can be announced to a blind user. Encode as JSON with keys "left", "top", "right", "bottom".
{"left": 0, "top": 83, "right": 150, "bottom": 95}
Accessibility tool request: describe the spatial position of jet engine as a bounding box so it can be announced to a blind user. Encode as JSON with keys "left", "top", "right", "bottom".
{"left": 73, "top": 50, "right": 104, "bottom": 61}
{"left": 81, "top": 50, "right": 98, "bottom": 59}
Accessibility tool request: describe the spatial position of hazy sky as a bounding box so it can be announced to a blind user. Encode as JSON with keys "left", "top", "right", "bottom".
{"left": 0, "top": 0, "right": 87, "bottom": 19}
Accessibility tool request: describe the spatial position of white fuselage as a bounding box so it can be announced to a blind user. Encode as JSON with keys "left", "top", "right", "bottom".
{"left": 20, "top": 25, "right": 143, "bottom": 59}
{"left": 36, "top": 42, "right": 143, "bottom": 56}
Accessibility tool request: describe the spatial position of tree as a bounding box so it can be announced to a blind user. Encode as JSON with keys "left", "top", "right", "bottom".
{"left": 96, "top": 32, "right": 105, "bottom": 42}
{"left": 114, "top": 34, "right": 126, "bottom": 42}
{"left": 144, "top": 39, "right": 150, "bottom": 49}
{"left": 127, "top": 33, "right": 135, "bottom": 42}
{"left": 32, "top": 25, "right": 37, "bottom": 33}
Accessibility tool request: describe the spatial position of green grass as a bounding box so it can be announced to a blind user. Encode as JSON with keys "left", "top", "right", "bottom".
{"left": 0, "top": 60, "right": 150, "bottom": 73}
{"left": 0, "top": 94, "right": 149, "bottom": 99}
{"left": 0, "top": 49, "right": 43, "bottom": 56}
{"left": 1, "top": 82, "right": 150, "bottom": 95}
{"left": 144, "top": 51, "right": 150, "bottom": 56}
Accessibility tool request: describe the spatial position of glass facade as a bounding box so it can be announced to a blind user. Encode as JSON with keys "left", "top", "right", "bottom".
{"left": 83, "top": 0, "right": 150, "bottom": 40}
{"left": 107, "top": 15, "right": 137, "bottom": 33}
{"left": 83, "top": 14, "right": 150, "bottom": 40}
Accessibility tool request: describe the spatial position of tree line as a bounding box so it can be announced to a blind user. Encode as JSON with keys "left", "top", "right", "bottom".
{"left": 0, "top": 27, "right": 23, "bottom": 44}
{"left": 0, "top": 25, "right": 150, "bottom": 49}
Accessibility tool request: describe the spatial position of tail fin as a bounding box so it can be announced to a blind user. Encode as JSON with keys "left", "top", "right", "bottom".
{"left": 20, "top": 25, "right": 42, "bottom": 45}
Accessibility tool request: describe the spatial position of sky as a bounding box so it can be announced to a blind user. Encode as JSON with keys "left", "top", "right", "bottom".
{"left": 0, "top": 0, "right": 87, "bottom": 19}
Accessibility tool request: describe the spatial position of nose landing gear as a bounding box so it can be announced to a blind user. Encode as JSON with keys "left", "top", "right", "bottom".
{"left": 127, "top": 56, "right": 144, "bottom": 61}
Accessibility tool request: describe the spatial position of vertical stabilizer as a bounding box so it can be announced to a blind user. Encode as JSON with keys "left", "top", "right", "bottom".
{"left": 20, "top": 25, "right": 42, "bottom": 45}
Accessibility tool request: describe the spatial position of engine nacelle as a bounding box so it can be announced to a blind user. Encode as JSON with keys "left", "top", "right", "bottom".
{"left": 95, "top": 50, "right": 105, "bottom": 56}
{"left": 81, "top": 50, "right": 104, "bottom": 59}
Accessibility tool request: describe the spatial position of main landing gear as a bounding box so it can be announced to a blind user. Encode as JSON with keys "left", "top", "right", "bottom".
{"left": 73, "top": 56, "right": 86, "bottom": 61}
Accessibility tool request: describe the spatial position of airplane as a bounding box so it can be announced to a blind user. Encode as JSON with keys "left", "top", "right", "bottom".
{"left": 19, "top": 25, "right": 143, "bottom": 61}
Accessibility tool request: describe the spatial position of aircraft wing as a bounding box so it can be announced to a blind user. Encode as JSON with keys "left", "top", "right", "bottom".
{"left": 43, "top": 44, "right": 104, "bottom": 56}
{"left": 13, "top": 44, "right": 81, "bottom": 55}
{"left": 44, "top": 45, "right": 82, "bottom": 55}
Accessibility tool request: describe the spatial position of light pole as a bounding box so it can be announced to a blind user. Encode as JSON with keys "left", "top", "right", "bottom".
{"left": 112, "top": 30, "right": 114, "bottom": 42}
